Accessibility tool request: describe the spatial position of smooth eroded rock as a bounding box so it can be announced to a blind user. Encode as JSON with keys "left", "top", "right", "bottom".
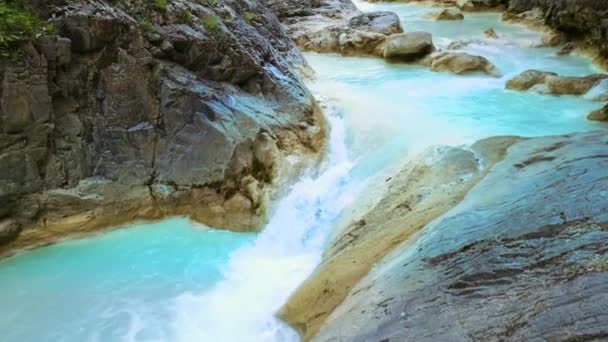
{"left": 383, "top": 32, "right": 435, "bottom": 61}
{"left": 426, "top": 51, "right": 499, "bottom": 76}
{"left": 288, "top": 131, "right": 608, "bottom": 342}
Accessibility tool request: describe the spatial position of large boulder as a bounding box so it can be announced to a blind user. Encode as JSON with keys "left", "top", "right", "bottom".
{"left": 383, "top": 32, "right": 435, "bottom": 61}
{"left": 282, "top": 131, "right": 608, "bottom": 342}
{"left": 426, "top": 51, "right": 500, "bottom": 76}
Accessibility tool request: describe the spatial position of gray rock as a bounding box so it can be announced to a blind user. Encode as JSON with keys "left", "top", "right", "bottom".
{"left": 262, "top": 0, "right": 403, "bottom": 57}
{"left": 0, "top": 0, "right": 326, "bottom": 256}
{"left": 384, "top": 32, "right": 435, "bottom": 61}
{"left": 285, "top": 131, "right": 608, "bottom": 342}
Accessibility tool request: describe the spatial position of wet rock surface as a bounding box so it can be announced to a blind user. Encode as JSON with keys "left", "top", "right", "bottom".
{"left": 384, "top": 32, "right": 435, "bottom": 61}
{"left": 0, "top": 0, "right": 326, "bottom": 257}
{"left": 263, "top": 0, "right": 403, "bottom": 56}
{"left": 424, "top": 51, "right": 500, "bottom": 76}
{"left": 284, "top": 130, "right": 608, "bottom": 342}
{"left": 507, "top": 70, "right": 608, "bottom": 97}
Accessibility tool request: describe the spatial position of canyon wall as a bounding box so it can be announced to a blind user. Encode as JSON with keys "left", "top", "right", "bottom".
{"left": 0, "top": 0, "right": 325, "bottom": 257}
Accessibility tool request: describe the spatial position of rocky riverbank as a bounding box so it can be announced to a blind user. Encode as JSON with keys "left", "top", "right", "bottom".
{"left": 0, "top": 0, "right": 326, "bottom": 258}
{"left": 282, "top": 130, "right": 608, "bottom": 341}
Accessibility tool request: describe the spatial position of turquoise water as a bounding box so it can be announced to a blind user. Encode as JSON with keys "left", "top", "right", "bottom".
{"left": 0, "top": 218, "right": 256, "bottom": 341}
{"left": 1, "top": 2, "right": 606, "bottom": 341}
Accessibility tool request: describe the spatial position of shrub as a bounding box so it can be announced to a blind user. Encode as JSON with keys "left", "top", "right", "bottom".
{"left": 0, "top": 1, "right": 52, "bottom": 57}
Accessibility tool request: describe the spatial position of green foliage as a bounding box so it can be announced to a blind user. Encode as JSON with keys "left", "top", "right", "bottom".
{"left": 197, "top": 0, "right": 217, "bottom": 6}
{"left": 139, "top": 17, "right": 154, "bottom": 32}
{"left": 147, "top": 64, "right": 163, "bottom": 96}
{"left": 0, "top": 1, "right": 52, "bottom": 57}
{"left": 179, "top": 9, "right": 193, "bottom": 24}
{"left": 150, "top": 0, "right": 168, "bottom": 11}
{"left": 244, "top": 11, "right": 257, "bottom": 24}
{"left": 202, "top": 14, "right": 218, "bottom": 31}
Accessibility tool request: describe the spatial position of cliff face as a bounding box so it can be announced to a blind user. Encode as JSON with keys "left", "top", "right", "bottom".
{"left": 282, "top": 131, "right": 608, "bottom": 341}
{"left": 0, "top": 0, "right": 325, "bottom": 256}
{"left": 507, "top": 0, "right": 608, "bottom": 59}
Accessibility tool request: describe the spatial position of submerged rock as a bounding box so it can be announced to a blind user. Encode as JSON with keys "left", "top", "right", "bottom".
{"left": 484, "top": 27, "right": 498, "bottom": 39}
{"left": 283, "top": 131, "right": 608, "bottom": 341}
{"left": 506, "top": 70, "right": 608, "bottom": 97}
{"left": 425, "top": 51, "right": 500, "bottom": 76}
{"left": 384, "top": 32, "right": 435, "bottom": 61}
{"left": 0, "top": 0, "right": 326, "bottom": 257}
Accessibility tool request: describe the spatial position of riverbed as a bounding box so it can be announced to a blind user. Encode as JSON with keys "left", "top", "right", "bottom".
{"left": 0, "top": 1, "right": 605, "bottom": 341}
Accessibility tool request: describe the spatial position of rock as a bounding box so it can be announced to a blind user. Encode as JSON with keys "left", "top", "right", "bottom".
{"left": 484, "top": 27, "right": 498, "bottom": 39}
{"left": 426, "top": 51, "right": 500, "bottom": 76}
{"left": 263, "top": 0, "right": 403, "bottom": 57}
{"left": 537, "top": 31, "right": 565, "bottom": 47}
{"left": 383, "top": 32, "right": 435, "bottom": 61}
{"left": 545, "top": 74, "right": 608, "bottom": 95}
{"left": 429, "top": 9, "right": 464, "bottom": 20}
{"left": 0, "top": 0, "right": 326, "bottom": 257}
{"left": 284, "top": 131, "right": 608, "bottom": 342}
{"left": 506, "top": 70, "right": 558, "bottom": 91}
{"left": 348, "top": 11, "right": 402, "bottom": 35}
{"left": 508, "top": 0, "right": 608, "bottom": 61}
{"left": 280, "top": 136, "right": 521, "bottom": 340}
{"left": 506, "top": 70, "right": 608, "bottom": 96}
{"left": 457, "top": 0, "right": 505, "bottom": 12}
{"left": 557, "top": 42, "right": 576, "bottom": 56}
{"left": 0, "top": 220, "right": 21, "bottom": 245}
{"left": 587, "top": 103, "right": 608, "bottom": 121}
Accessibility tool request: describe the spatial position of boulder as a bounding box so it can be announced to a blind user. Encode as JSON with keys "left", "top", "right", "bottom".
{"left": 506, "top": 70, "right": 608, "bottom": 96}
{"left": 263, "top": 0, "right": 403, "bottom": 57}
{"left": 587, "top": 103, "right": 608, "bottom": 122}
{"left": 348, "top": 11, "right": 402, "bottom": 35}
{"left": 427, "top": 51, "right": 499, "bottom": 76}
{"left": 506, "top": 69, "right": 558, "bottom": 90}
{"left": 384, "top": 32, "right": 435, "bottom": 61}
{"left": 429, "top": 9, "right": 464, "bottom": 20}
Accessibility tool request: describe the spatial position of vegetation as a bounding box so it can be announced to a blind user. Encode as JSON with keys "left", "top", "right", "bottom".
{"left": 150, "top": 0, "right": 168, "bottom": 11}
{"left": 202, "top": 14, "right": 218, "bottom": 31}
{"left": 0, "top": 0, "right": 53, "bottom": 57}
{"left": 179, "top": 9, "right": 193, "bottom": 24}
{"left": 244, "top": 11, "right": 257, "bottom": 24}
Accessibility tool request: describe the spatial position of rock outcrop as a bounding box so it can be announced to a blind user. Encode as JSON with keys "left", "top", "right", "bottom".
{"left": 506, "top": 70, "right": 608, "bottom": 98}
{"left": 282, "top": 130, "right": 608, "bottom": 341}
{"left": 507, "top": 0, "right": 608, "bottom": 63}
{"left": 263, "top": 0, "right": 403, "bottom": 56}
{"left": 0, "top": 0, "right": 326, "bottom": 257}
